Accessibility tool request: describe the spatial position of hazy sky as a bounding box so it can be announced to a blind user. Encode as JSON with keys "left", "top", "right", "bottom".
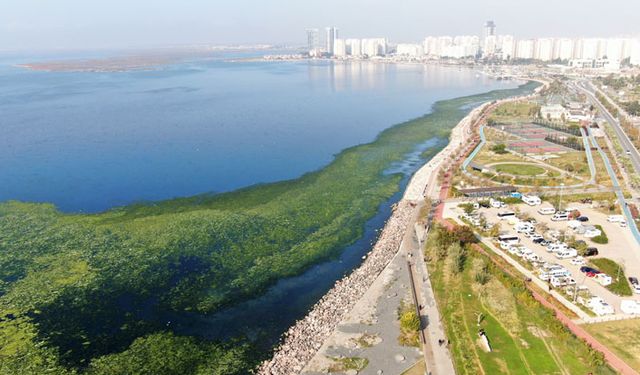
{"left": 2, "top": 0, "right": 639, "bottom": 50}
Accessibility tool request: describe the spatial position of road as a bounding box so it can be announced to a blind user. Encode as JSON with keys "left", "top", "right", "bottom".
{"left": 576, "top": 81, "right": 640, "bottom": 175}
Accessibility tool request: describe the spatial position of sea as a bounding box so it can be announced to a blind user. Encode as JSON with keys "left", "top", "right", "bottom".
{"left": 0, "top": 51, "right": 519, "bottom": 213}
{"left": 0, "top": 50, "right": 525, "bottom": 355}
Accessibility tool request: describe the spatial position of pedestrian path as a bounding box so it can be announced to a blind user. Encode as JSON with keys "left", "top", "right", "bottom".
{"left": 588, "top": 130, "right": 640, "bottom": 246}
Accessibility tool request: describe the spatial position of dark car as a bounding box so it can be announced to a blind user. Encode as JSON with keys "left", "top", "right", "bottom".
{"left": 577, "top": 216, "right": 589, "bottom": 222}
{"left": 629, "top": 277, "right": 639, "bottom": 285}
{"left": 533, "top": 237, "right": 545, "bottom": 244}
{"left": 580, "top": 266, "right": 601, "bottom": 277}
{"left": 584, "top": 247, "right": 599, "bottom": 257}
{"left": 580, "top": 266, "right": 599, "bottom": 274}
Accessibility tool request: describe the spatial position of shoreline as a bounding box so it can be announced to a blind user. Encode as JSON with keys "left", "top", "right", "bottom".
{"left": 257, "top": 95, "right": 494, "bottom": 374}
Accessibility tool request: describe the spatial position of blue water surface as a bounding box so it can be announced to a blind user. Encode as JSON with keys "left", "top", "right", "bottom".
{"left": 0, "top": 54, "right": 518, "bottom": 212}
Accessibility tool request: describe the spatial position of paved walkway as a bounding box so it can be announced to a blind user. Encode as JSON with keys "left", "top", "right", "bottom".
{"left": 408, "top": 219, "right": 456, "bottom": 375}
{"left": 589, "top": 130, "right": 640, "bottom": 246}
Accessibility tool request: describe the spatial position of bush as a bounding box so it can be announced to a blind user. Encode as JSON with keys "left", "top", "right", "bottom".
{"left": 491, "top": 143, "right": 508, "bottom": 154}
{"left": 400, "top": 310, "right": 421, "bottom": 332}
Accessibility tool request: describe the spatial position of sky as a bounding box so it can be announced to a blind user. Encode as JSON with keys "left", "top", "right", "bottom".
{"left": 1, "top": 0, "right": 639, "bottom": 51}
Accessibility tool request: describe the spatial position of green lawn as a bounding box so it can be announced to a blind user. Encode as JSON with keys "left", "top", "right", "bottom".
{"left": 588, "top": 258, "right": 632, "bottom": 296}
{"left": 585, "top": 319, "right": 640, "bottom": 372}
{"left": 424, "top": 224, "right": 615, "bottom": 375}
{"left": 494, "top": 163, "right": 547, "bottom": 176}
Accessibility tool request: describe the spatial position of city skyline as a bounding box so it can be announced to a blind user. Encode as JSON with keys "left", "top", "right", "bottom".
{"left": 2, "top": 0, "right": 640, "bottom": 50}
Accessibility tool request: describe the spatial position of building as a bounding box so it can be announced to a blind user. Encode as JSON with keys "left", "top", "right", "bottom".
{"left": 396, "top": 43, "right": 424, "bottom": 57}
{"left": 361, "top": 38, "right": 387, "bottom": 57}
{"left": 459, "top": 185, "right": 517, "bottom": 198}
{"left": 540, "top": 104, "right": 568, "bottom": 121}
{"left": 326, "top": 27, "right": 338, "bottom": 55}
{"left": 515, "top": 39, "right": 535, "bottom": 59}
{"left": 333, "top": 38, "right": 346, "bottom": 57}
{"left": 484, "top": 21, "right": 496, "bottom": 39}
{"left": 554, "top": 38, "right": 575, "bottom": 60}
{"left": 631, "top": 39, "right": 640, "bottom": 66}
{"left": 577, "top": 38, "right": 604, "bottom": 59}
{"left": 306, "top": 28, "right": 321, "bottom": 54}
{"left": 501, "top": 35, "right": 515, "bottom": 60}
{"left": 535, "top": 38, "right": 554, "bottom": 61}
{"left": 345, "top": 39, "right": 362, "bottom": 57}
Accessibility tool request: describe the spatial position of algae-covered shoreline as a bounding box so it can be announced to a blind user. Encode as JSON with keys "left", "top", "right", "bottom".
{"left": 0, "top": 81, "right": 538, "bottom": 374}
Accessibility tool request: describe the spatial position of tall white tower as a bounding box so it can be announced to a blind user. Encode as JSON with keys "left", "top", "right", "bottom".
{"left": 326, "top": 27, "right": 338, "bottom": 55}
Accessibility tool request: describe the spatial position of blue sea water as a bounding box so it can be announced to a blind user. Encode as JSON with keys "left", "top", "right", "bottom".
{"left": 0, "top": 54, "right": 518, "bottom": 212}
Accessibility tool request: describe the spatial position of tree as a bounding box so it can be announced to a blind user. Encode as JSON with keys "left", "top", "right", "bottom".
{"left": 491, "top": 143, "right": 508, "bottom": 154}
{"left": 452, "top": 225, "right": 478, "bottom": 244}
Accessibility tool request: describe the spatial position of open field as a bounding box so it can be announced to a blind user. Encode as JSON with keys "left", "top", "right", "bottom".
{"left": 488, "top": 101, "right": 541, "bottom": 123}
{"left": 424, "top": 224, "right": 614, "bottom": 375}
{"left": 494, "top": 163, "right": 547, "bottom": 176}
{"left": 584, "top": 319, "right": 640, "bottom": 372}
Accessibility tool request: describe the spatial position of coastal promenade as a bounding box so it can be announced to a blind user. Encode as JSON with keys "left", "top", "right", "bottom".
{"left": 258, "top": 99, "right": 492, "bottom": 374}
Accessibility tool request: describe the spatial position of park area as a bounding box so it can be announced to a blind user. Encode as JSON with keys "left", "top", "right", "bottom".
{"left": 424, "top": 224, "right": 615, "bottom": 375}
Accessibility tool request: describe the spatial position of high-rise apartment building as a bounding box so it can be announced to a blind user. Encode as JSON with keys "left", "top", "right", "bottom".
{"left": 501, "top": 35, "right": 516, "bottom": 60}
{"left": 515, "top": 39, "right": 535, "bottom": 59}
{"left": 484, "top": 21, "right": 496, "bottom": 39}
{"left": 345, "top": 39, "right": 362, "bottom": 57}
{"left": 306, "top": 29, "right": 321, "bottom": 53}
{"left": 333, "top": 39, "right": 346, "bottom": 57}
{"left": 535, "top": 38, "right": 554, "bottom": 61}
{"left": 326, "top": 27, "right": 338, "bottom": 55}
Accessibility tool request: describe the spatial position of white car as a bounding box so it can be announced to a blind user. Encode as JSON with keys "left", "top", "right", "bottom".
{"left": 570, "top": 256, "right": 586, "bottom": 266}
{"left": 634, "top": 284, "right": 640, "bottom": 294}
{"left": 620, "top": 221, "right": 628, "bottom": 228}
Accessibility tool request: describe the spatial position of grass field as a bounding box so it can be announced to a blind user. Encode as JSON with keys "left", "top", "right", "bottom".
{"left": 588, "top": 258, "right": 632, "bottom": 296}
{"left": 489, "top": 101, "right": 540, "bottom": 123}
{"left": 584, "top": 319, "right": 640, "bottom": 372}
{"left": 494, "top": 163, "right": 547, "bottom": 176}
{"left": 424, "top": 225, "right": 615, "bottom": 375}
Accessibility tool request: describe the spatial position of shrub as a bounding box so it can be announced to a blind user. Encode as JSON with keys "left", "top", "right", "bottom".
{"left": 491, "top": 143, "right": 508, "bottom": 154}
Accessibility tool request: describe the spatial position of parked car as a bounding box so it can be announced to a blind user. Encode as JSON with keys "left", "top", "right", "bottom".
{"left": 629, "top": 277, "right": 639, "bottom": 285}
{"left": 583, "top": 247, "right": 599, "bottom": 257}
{"left": 577, "top": 216, "right": 589, "bottom": 222}
{"left": 580, "top": 266, "right": 600, "bottom": 275}
{"left": 570, "top": 257, "right": 586, "bottom": 266}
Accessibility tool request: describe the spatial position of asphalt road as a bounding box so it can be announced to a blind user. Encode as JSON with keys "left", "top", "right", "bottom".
{"left": 576, "top": 81, "right": 640, "bottom": 175}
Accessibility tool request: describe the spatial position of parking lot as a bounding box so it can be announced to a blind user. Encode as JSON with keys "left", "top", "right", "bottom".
{"left": 443, "top": 198, "right": 640, "bottom": 317}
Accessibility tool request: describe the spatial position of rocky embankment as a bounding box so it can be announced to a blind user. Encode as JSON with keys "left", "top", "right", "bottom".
{"left": 257, "top": 201, "right": 415, "bottom": 375}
